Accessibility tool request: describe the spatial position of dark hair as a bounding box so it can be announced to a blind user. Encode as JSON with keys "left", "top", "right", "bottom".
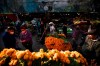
{"left": 20, "top": 25, "right": 27, "bottom": 29}
{"left": 7, "top": 26, "right": 15, "bottom": 30}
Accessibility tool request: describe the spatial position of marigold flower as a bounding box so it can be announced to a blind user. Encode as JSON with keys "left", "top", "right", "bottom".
{"left": 23, "top": 54, "right": 29, "bottom": 60}
{"left": 53, "top": 53, "right": 59, "bottom": 61}
{"left": 45, "top": 36, "right": 72, "bottom": 51}
{"left": 12, "top": 59, "right": 18, "bottom": 65}
{"left": 16, "top": 51, "right": 26, "bottom": 59}
{"left": 11, "top": 51, "right": 17, "bottom": 59}
{"left": 6, "top": 48, "right": 15, "bottom": 56}
{"left": 0, "top": 59, "right": 6, "bottom": 65}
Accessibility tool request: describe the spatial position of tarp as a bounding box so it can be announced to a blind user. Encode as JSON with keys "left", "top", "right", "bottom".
{"left": 0, "top": 14, "right": 17, "bottom": 22}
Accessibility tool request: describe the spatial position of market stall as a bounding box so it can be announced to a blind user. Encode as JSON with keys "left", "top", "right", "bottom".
{"left": 45, "top": 34, "right": 72, "bottom": 51}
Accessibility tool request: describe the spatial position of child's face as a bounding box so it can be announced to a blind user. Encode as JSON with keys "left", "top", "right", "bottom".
{"left": 21, "top": 29, "right": 26, "bottom": 33}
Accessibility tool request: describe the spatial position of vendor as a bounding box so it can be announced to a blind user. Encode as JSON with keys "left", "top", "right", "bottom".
{"left": 49, "top": 22, "right": 55, "bottom": 35}
{"left": 82, "top": 28, "right": 100, "bottom": 65}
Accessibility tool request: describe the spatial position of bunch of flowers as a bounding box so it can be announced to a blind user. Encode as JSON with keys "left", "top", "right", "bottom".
{"left": 45, "top": 36, "right": 72, "bottom": 51}
{"left": 0, "top": 48, "right": 88, "bottom": 66}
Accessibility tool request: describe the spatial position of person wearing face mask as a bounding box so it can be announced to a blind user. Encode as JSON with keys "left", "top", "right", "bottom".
{"left": 20, "top": 25, "right": 33, "bottom": 52}
{"left": 3, "top": 26, "right": 16, "bottom": 48}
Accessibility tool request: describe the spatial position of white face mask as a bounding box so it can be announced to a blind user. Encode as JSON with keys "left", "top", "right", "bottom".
{"left": 10, "top": 32, "right": 14, "bottom": 35}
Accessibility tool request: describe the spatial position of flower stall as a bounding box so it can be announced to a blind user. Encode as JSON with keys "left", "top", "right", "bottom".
{"left": 45, "top": 34, "right": 72, "bottom": 51}
{"left": 0, "top": 48, "right": 88, "bottom": 66}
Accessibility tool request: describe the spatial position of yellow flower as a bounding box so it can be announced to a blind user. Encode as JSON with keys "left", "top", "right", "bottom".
{"left": 32, "top": 52, "right": 44, "bottom": 60}
{"left": 11, "top": 50, "right": 17, "bottom": 59}
{"left": 39, "top": 49, "right": 44, "bottom": 53}
{"left": 9, "top": 59, "right": 18, "bottom": 66}
{"left": 16, "top": 51, "right": 26, "bottom": 59}
{"left": 0, "top": 59, "right": 6, "bottom": 65}
{"left": 32, "top": 52, "right": 37, "bottom": 60}
{"left": 9, "top": 59, "right": 13, "bottom": 66}
{"left": 45, "top": 53, "right": 51, "bottom": 59}
{"left": 70, "top": 51, "right": 78, "bottom": 58}
{"left": 13, "top": 59, "right": 18, "bottom": 65}
{"left": 6, "top": 48, "right": 16, "bottom": 56}
{"left": 53, "top": 53, "right": 59, "bottom": 61}
{"left": 29, "top": 55, "right": 33, "bottom": 60}
{"left": 0, "top": 48, "right": 8, "bottom": 57}
{"left": 75, "top": 58, "right": 81, "bottom": 63}
{"left": 23, "top": 50, "right": 32, "bottom": 60}
{"left": 59, "top": 51, "right": 70, "bottom": 64}
{"left": 23, "top": 54, "right": 29, "bottom": 60}
{"left": 73, "top": 51, "right": 80, "bottom": 58}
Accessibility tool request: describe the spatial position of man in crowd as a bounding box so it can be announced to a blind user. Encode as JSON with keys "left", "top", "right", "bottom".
{"left": 82, "top": 26, "right": 100, "bottom": 65}
{"left": 3, "top": 26, "right": 16, "bottom": 48}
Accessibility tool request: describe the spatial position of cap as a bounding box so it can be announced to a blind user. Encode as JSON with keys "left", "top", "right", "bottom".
{"left": 49, "top": 22, "right": 54, "bottom": 25}
{"left": 7, "top": 26, "right": 15, "bottom": 30}
{"left": 87, "top": 29, "right": 97, "bottom": 35}
{"left": 20, "top": 24, "right": 27, "bottom": 29}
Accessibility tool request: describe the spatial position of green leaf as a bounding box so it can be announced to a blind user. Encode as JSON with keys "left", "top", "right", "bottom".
{"left": 68, "top": 57, "right": 81, "bottom": 66}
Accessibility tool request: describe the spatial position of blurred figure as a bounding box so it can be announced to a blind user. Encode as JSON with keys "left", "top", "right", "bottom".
{"left": 15, "top": 19, "right": 22, "bottom": 36}
{"left": 49, "top": 22, "right": 55, "bottom": 35}
{"left": 3, "top": 26, "right": 16, "bottom": 48}
{"left": 39, "top": 21, "right": 46, "bottom": 45}
{"left": 63, "top": 23, "right": 67, "bottom": 37}
{"left": 72, "top": 25, "right": 81, "bottom": 50}
{"left": 20, "top": 25, "right": 33, "bottom": 52}
{"left": 82, "top": 28, "right": 100, "bottom": 65}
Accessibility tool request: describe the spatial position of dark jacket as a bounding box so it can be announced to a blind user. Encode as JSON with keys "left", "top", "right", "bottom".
{"left": 3, "top": 32, "right": 16, "bottom": 48}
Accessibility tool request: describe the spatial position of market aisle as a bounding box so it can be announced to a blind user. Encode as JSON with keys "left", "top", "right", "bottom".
{"left": 0, "top": 32, "right": 47, "bottom": 52}
{"left": 32, "top": 35, "right": 47, "bottom": 52}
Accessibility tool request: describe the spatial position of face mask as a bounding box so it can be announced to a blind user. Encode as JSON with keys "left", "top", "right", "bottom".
{"left": 10, "top": 32, "right": 14, "bottom": 35}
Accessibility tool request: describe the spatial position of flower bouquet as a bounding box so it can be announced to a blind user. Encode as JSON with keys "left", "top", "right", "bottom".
{"left": 0, "top": 48, "right": 88, "bottom": 66}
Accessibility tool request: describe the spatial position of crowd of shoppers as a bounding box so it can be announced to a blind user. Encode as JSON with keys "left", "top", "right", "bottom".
{"left": 0, "top": 16, "right": 100, "bottom": 65}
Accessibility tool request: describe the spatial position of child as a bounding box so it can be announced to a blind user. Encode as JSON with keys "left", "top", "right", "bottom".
{"left": 20, "top": 25, "right": 33, "bottom": 52}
